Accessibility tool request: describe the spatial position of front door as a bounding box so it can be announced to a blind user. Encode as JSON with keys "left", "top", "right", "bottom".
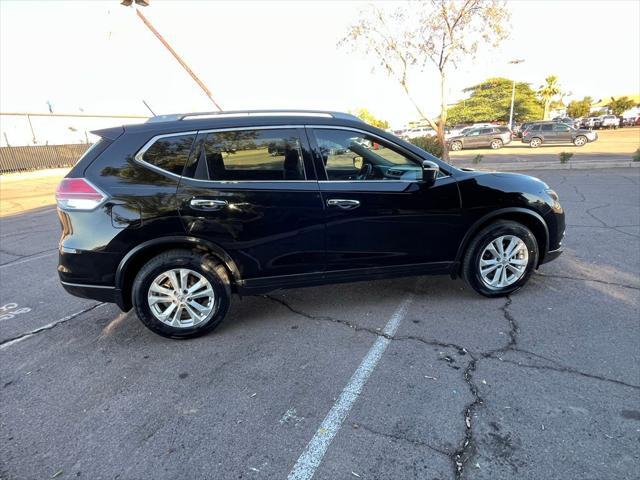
{"left": 463, "top": 128, "right": 483, "bottom": 148}
{"left": 176, "top": 126, "right": 325, "bottom": 282}
{"left": 308, "top": 127, "right": 462, "bottom": 274}
{"left": 552, "top": 123, "right": 573, "bottom": 142}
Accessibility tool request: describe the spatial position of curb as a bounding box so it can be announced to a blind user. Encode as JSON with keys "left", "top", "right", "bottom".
{"left": 466, "top": 161, "right": 639, "bottom": 171}
{"left": 0, "top": 167, "right": 70, "bottom": 183}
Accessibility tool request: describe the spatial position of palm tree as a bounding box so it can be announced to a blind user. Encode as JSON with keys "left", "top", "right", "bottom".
{"left": 538, "top": 76, "right": 561, "bottom": 120}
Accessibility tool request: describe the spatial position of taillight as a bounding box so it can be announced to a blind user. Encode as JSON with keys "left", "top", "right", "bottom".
{"left": 55, "top": 178, "right": 107, "bottom": 211}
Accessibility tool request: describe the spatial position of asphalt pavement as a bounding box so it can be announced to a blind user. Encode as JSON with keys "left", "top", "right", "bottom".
{"left": 1, "top": 168, "right": 639, "bottom": 480}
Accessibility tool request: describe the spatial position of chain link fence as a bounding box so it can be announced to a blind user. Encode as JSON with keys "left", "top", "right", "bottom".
{"left": 0, "top": 143, "right": 91, "bottom": 174}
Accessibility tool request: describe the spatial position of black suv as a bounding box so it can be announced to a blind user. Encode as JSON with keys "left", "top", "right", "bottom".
{"left": 56, "top": 110, "right": 565, "bottom": 339}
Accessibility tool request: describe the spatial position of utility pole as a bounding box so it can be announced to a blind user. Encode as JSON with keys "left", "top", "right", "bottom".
{"left": 123, "top": 1, "right": 223, "bottom": 111}
{"left": 508, "top": 59, "right": 525, "bottom": 129}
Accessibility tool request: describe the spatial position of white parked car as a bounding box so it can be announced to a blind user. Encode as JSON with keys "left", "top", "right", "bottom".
{"left": 403, "top": 127, "right": 436, "bottom": 139}
{"left": 599, "top": 115, "right": 619, "bottom": 129}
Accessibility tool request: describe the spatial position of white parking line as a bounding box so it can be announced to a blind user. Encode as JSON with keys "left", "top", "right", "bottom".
{"left": 287, "top": 294, "right": 414, "bottom": 480}
{"left": 0, "top": 251, "right": 56, "bottom": 269}
{"left": 0, "top": 303, "right": 105, "bottom": 350}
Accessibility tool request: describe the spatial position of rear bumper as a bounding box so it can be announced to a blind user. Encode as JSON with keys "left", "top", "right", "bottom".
{"left": 60, "top": 281, "right": 127, "bottom": 311}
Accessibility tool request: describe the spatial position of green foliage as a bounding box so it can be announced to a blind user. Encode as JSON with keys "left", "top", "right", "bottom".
{"left": 472, "top": 154, "right": 484, "bottom": 164}
{"left": 559, "top": 152, "right": 573, "bottom": 164}
{"left": 607, "top": 96, "right": 635, "bottom": 116}
{"left": 447, "top": 77, "right": 543, "bottom": 125}
{"left": 633, "top": 148, "right": 640, "bottom": 162}
{"left": 538, "top": 75, "right": 562, "bottom": 120}
{"left": 566, "top": 96, "right": 593, "bottom": 118}
{"left": 409, "top": 136, "right": 443, "bottom": 158}
{"left": 351, "top": 108, "right": 390, "bottom": 129}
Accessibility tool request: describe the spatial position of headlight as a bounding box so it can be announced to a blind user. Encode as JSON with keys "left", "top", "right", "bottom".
{"left": 545, "top": 189, "right": 559, "bottom": 202}
{"left": 545, "top": 189, "right": 562, "bottom": 212}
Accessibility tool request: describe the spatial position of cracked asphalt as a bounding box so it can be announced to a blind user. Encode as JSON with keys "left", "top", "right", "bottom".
{"left": 1, "top": 168, "right": 639, "bottom": 480}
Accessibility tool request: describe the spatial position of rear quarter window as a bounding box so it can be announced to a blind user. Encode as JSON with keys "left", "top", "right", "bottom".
{"left": 140, "top": 134, "right": 196, "bottom": 176}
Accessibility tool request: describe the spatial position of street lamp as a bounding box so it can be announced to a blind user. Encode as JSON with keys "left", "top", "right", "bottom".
{"left": 508, "top": 59, "right": 524, "bottom": 129}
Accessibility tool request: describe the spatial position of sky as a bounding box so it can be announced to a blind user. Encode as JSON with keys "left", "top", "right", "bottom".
{"left": 1, "top": 0, "right": 639, "bottom": 146}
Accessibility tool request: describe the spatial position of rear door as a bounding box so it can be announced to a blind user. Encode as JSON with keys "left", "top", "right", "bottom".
{"left": 478, "top": 128, "right": 494, "bottom": 147}
{"left": 308, "top": 126, "right": 462, "bottom": 273}
{"left": 176, "top": 126, "right": 325, "bottom": 282}
{"left": 540, "top": 123, "right": 555, "bottom": 142}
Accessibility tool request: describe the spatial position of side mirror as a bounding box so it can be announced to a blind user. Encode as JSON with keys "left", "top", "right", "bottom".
{"left": 353, "top": 155, "right": 364, "bottom": 170}
{"left": 421, "top": 160, "right": 439, "bottom": 186}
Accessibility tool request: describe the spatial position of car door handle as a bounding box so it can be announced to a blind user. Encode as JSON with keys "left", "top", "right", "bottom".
{"left": 327, "top": 198, "right": 360, "bottom": 210}
{"left": 189, "top": 198, "right": 228, "bottom": 210}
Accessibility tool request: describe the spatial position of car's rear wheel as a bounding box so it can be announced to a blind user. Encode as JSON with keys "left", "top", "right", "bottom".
{"left": 462, "top": 220, "right": 538, "bottom": 297}
{"left": 490, "top": 139, "right": 503, "bottom": 150}
{"left": 529, "top": 137, "right": 542, "bottom": 148}
{"left": 573, "top": 135, "right": 587, "bottom": 146}
{"left": 132, "top": 249, "right": 231, "bottom": 339}
{"left": 450, "top": 141, "right": 463, "bottom": 151}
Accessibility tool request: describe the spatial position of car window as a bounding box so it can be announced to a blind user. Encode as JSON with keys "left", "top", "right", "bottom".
{"left": 141, "top": 134, "right": 196, "bottom": 176}
{"left": 467, "top": 129, "right": 481, "bottom": 136}
{"left": 541, "top": 124, "right": 554, "bottom": 132}
{"left": 553, "top": 124, "right": 571, "bottom": 132}
{"left": 185, "top": 128, "right": 305, "bottom": 181}
{"left": 313, "top": 128, "right": 420, "bottom": 181}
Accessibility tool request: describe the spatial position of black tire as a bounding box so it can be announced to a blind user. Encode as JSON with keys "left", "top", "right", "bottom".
{"left": 450, "top": 141, "right": 463, "bottom": 151}
{"left": 573, "top": 135, "right": 588, "bottom": 146}
{"left": 132, "top": 249, "right": 231, "bottom": 339}
{"left": 529, "top": 137, "right": 542, "bottom": 148}
{"left": 490, "top": 139, "right": 503, "bottom": 150}
{"left": 462, "top": 220, "right": 538, "bottom": 297}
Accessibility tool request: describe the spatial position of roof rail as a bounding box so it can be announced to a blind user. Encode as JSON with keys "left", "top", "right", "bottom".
{"left": 146, "top": 110, "right": 363, "bottom": 123}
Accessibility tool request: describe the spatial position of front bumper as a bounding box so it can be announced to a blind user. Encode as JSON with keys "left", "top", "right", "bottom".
{"left": 540, "top": 247, "right": 563, "bottom": 264}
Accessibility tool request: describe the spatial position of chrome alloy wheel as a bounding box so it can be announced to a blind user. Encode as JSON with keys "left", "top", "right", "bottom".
{"left": 148, "top": 268, "right": 215, "bottom": 328}
{"left": 479, "top": 235, "right": 529, "bottom": 289}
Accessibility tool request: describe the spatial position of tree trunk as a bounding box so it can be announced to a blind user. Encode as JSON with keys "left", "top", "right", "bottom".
{"left": 439, "top": 70, "right": 449, "bottom": 162}
{"left": 543, "top": 99, "right": 550, "bottom": 120}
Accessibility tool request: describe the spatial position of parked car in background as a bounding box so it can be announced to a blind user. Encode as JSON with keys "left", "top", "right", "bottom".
{"left": 580, "top": 117, "right": 601, "bottom": 129}
{"left": 521, "top": 122, "right": 597, "bottom": 147}
{"left": 446, "top": 124, "right": 471, "bottom": 138}
{"left": 552, "top": 117, "right": 574, "bottom": 126}
{"left": 599, "top": 115, "right": 619, "bottom": 129}
{"left": 403, "top": 126, "right": 436, "bottom": 139}
{"left": 517, "top": 121, "right": 543, "bottom": 138}
{"left": 55, "top": 109, "right": 565, "bottom": 339}
{"left": 448, "top": 126, "right": 512, "bottom": 151}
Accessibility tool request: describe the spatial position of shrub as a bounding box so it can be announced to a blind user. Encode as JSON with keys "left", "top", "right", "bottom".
{"left": 633, "top": 148, "right": 640, "bottom": 162}
{"left": 409, "top": 136, "right": 444, "bottom": 158}
{"left": 559, "top": 152, "right": 573, "bottom": 164}
{"left": 472, "top": 154, "right": 484, "bottom": 164}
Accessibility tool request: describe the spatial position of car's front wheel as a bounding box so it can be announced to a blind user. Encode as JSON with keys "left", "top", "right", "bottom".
{"left": 573, "top": 135, "right": 587, "bottom": 146}
{"left": 450, "top": 141, "right": 463, "bottom": 151}
{"left": 132, "top": 249, "right": 231, "bottom": 339}
{"left": 490, "top": 139, "right": 503, "bottom": 150}
{"left": 462, "top": 220, "right": 538, "bottom": 297}
{"left": 529, "top": 137, "right": 542, "bottom": 148}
